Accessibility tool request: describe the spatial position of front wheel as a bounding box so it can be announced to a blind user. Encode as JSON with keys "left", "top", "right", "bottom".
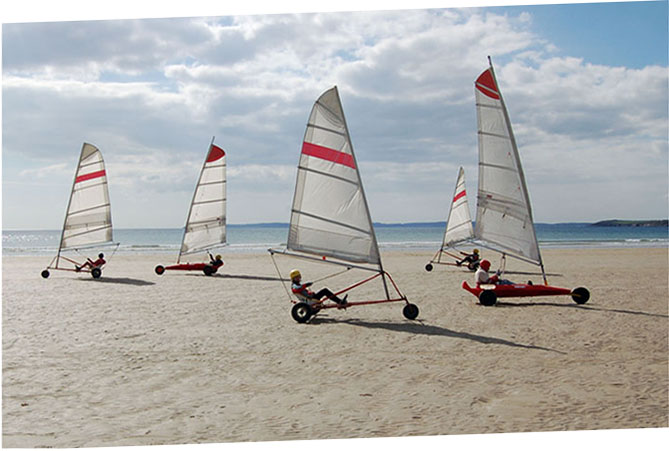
{"left": 155, "top": 265, "right": 165, "bottom": 275}
{"left": 291, "top": 302, "right": 313, "bottom": 323}
{"left": 41, "top": 270, "right": 50, "bottom": 279}
{"left": 425, "top": 263, "right": 433, "bottom": 272}
{"left": 91, "top": 268, "right": 102, "bottom": 279}
{"left": 571, "top": 287, "right": 590, "bottom": 304}
{"left": 479, "top": 290, "right": 497, "bottom": 306}
{"left": 203, "top": 265, "right": 214, "bottom": 276}
{"left": 403, "top": 303, "right": 419, "bottom": 320}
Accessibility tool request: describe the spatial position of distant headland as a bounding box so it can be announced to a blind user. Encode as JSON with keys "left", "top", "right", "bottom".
{"left": 590, "top": 219, "right": 668, "bottom": 227}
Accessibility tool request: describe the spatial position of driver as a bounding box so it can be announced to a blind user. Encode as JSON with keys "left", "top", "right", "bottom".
{"left": 475, "top": 259, "right": 513, "bottom": 286}
{"left": 290, "top": 269, "right": 348, "bottom": 306}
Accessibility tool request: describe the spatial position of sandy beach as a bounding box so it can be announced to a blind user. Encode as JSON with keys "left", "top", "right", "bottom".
{"left": 2, "top": 247, "right": 667, "bottom": 447}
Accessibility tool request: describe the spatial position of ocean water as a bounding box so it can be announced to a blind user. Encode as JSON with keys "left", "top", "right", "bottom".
{"left": 2, "top": 223, "right": 667, "bottom": 256}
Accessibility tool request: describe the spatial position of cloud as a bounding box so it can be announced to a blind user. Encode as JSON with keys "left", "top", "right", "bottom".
{"left": 2, "top": 6, "right": 667, "bottom": 228}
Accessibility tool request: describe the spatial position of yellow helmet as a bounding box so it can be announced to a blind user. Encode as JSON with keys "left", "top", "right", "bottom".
{"left": 289, "top": 269, "right": 301, "bottom": 280}
{"left": 215, "top": 255, "right": 222, "bottom": 260}
{"left": 473, "top": 249, "right": 480, "bottom": 254}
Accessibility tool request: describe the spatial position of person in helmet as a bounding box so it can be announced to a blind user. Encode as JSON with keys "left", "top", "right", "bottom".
{"left": 76, "top": 253, "right": 106, "bottom": 272}
{"left": 209, "top": 253, "right": 224, "bottom": 268}
{"left": 456, "top": 248, "right": 481, "bottom": 269}
{"left": 474, "top": 259, "right": 513, "bottom": 286}
{"left": 290, "top": 269, "right": 348, "bottom": 306}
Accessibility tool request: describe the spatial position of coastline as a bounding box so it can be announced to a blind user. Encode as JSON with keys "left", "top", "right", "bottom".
{"left": 3, "top": 247, "right": 668, "bottom": 447}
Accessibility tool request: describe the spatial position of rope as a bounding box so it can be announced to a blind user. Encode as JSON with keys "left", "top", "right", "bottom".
{"left": 311, "top": 266, "right": 351, "bottom": 283}
{"left": 269, "top": 251, "right": 293, "bottom": 301}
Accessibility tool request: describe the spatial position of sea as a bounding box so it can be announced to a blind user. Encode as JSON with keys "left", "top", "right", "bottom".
{"left": 2, "top": 223, "right": 667, "bottom": 256}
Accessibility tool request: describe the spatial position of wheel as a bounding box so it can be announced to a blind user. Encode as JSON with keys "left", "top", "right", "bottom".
{"left": 91, "top": 268, "right": 102, "bottom": 279}
{"left": 41, "top": 270, "right": 50, "bottom": 279}
{"left": 571, "top": 287, "right": 590, "bottom": 304}
{"left": 291, "top": 302, "right": 313, "bottom": 323}
{"left": 203, "top": 265, "right": 214, "bottom": 276}
{"left": 155, "top": 265, "right": 165, "bottom": 275}
{"left": 467, "top": 261, "right": 480, "bottom": 271}
{"left": 425, "top": 263, "right": 433, "bottom": 272}
{"left": 478, "top": 290, "right": 497, "bottom": 306}
{"left": 403, "top": 303, "right": 419, "bottom": 320}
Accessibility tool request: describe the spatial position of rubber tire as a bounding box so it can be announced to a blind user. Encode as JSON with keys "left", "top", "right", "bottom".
{"left": 291, "top": 302, "right": 313, "bottom": 323}
{"left": 203, "top": 265, "right": 214, "bottom": 276}
{"left": 571, "top": 287, "right": 590, "bottom": 304}
{"left": 467, "top": 261, "right": 480, "bottom": 271}
{"left": 91, "top": 268, "right": 102, "bottom": 279}
{"left": 403, "top": 303, "right": 419, "bottom": 320}
{"left": 479, "top": 290, "right": 497, "bottom": 306}
{"left": 41, "top": 270, "right": 50, "bottom": 279}
{"left": 155, "top": 265, "right": 165, "bottom": 275}
{"left": 425, "top": 263, "right": 433, "bottom": 272}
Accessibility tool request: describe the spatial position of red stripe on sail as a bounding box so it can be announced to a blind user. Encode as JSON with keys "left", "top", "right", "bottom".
{"left": 301, "top": 142, "right": 356, "bottom": 169}
{"left": 207, "top": 144, "right": 225, "bottom": 162}
{"left": 453, "top": 190, "right": 466, "bottom": 202}
{"left": 475, "top": 69, "right": 500, "bottom": 99}
{"left": 75, "top": 170, "right": 106, "bottom": 183}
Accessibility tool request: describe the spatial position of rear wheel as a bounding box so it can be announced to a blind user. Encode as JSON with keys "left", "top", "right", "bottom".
{"left": 91, "top": 268, "right": 102, "bottom": 279}
{"left": 155, "top": 265, "right": 165, "bottom": 275}
{"left": 467, "top": 261, "right": 480, "bottom": 271}
{"left": 203, "top": 265, "right": 214, "bottom": 276}
{"left": 291, "top": 302, "right": 313, "bottom": 323}
{"left": 403, "top": 303, "right": 419, "bottom": 320}
{"left": 571, "top": 287, "right": 590, "bottom": 304}
{"left": 41, "top": 270, "right": 50, "bottom": 279}
{"left": 479, "top": 290, "right": 497, "bottom": 306}
{"left": 425, "top": 263, "right": 433, "bottom": 272}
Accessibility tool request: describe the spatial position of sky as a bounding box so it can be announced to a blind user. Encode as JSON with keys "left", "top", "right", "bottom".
{"left": 2, "top": 0, "right": 668, "bottom": 230}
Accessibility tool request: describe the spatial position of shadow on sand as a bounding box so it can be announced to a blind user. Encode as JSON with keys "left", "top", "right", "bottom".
{"left": 311, "top": 317, "right": 565, "bottom": 354}
{"left": 175, "top": 272, "right": 288, "bottom": 282}
{"left": 495, "top": 300, "right": 667, "bottom": 319}
{"left": 80, "top": 277, "right": 155, "bottom": 286}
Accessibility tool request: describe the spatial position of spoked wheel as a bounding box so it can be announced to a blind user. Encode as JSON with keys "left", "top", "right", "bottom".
{"left": 571, "top": 287, "right": 590, "bottom": 304}
{"left": 291, "top": 302, "right": 313, "bottom": 324}
{"left": 41, "top": 270, "right": 50, "bottom": 279}
{"left": 203, "top": 265, "right": 214, "bottom": 276}
{"left": 425, "top": 263, "right": 433, "bottom": 272}
{"left": 478, "top": 290, "right": 497, "bottom": 306}
{"left": 402, "top": 303, "right": 419, "bottom": 320}
{"left": 155, "top": 265, "right": 165, "bottom": 275}
{"left": 91, "top": 268, "right": 102, "bottom": 279}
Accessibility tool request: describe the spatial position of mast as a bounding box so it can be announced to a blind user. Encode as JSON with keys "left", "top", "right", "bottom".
{"left": 55, "top": 143, "right": 87, "bottom": 268}
{"left": 334, "top": 87, "right": 390, "bottom": 300}
{"left": 486, "top": 57, "right": 546, "bottom": 284}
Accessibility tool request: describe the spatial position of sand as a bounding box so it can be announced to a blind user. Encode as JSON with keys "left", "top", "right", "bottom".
{"left": 2, "top": 247, "right": 668, "bottom": 447}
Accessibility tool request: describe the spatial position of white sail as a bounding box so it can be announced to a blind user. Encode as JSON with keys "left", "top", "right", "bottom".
{"left": 441, "top": 167, "right": 474, "bottom": 248}
{"left": 179, "top": 140, "right": 227, "bottom": 260}
{"left": 287, "top": 86, "right": 381, "bottom": 265}
{"left": 474, "top": 62, "right": 541, "bottom": 265}
{"left": 59, "top": 143, "right": 113, "bottom": 250}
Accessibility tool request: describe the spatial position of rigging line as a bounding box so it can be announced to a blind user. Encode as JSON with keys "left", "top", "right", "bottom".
{"left": 291, "top": 209, "right": 373, "bottom": 236}
{"left": 269, "top": 251, "right": 293, "bottom": 301}
{"left": 306, "top": 123, "right": 347, "bottom": 137}
{"left": 297, "top": 165, "right": 358, "bottom": 186}
{"left": 311, "top": 267, "right": 352, "bottom": 284}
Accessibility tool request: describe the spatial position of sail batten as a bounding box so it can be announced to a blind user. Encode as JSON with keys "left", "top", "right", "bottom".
{"left": 287, "top": 86, "right": 381, "bottom": 266}
{"left": 440, "top": 167, "right": 474, "bottom": 248}
{"left": 178, "top": 140, "right": 227, "bottom": 259}
{"left": 473, "top": 61, "right": 542, "bottom": 267}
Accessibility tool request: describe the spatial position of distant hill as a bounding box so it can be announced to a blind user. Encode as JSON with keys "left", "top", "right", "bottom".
{"left": 590, "top": 219, "right": 668, "bottom": 227}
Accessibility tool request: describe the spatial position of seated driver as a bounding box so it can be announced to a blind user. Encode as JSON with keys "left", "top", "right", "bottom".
{"left": 209, "top": 253, "right": 224, "bottom": 268}
{"left": 76, "top": 253, "right": 106, "bottom": 272}
{"left": 290, "top": 269, "right": 348, "bottom": 306}
{"left": 475, "top": 259, "right": 513, "bottom": 286}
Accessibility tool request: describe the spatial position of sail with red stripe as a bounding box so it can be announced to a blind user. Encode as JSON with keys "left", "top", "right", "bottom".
{"left": 287, "top": 86, "right": 380, "bottom": 265}
{"left": 59, "top": 143, "right": 113, "bottom": 250}
{"left": 441, "top": 167, "right": 474, "bottom": 248}
{"left": 474, "top": 60, "right": 542, "bottom": 266}
{"left": 179, "top": 139, "right": 227, "bottom": 260}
